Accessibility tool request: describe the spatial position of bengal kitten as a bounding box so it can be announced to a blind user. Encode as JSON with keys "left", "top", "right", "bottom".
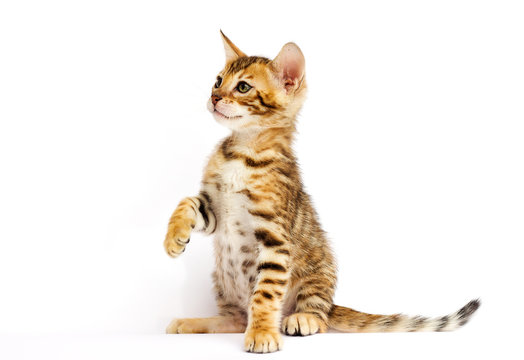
{"left": 163, "top": 32, "right": 480, "bottom": 353}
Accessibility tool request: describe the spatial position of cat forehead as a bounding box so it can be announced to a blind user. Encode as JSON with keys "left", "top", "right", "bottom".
{"left": 222, "top": 56, "right": 272, "bottom": 77}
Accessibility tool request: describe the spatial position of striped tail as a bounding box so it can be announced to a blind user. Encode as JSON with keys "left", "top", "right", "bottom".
{"left": 328, "top": 299, "right": 480, "bottom": 332}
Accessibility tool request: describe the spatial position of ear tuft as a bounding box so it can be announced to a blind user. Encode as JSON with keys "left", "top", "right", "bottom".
{"left": 272, "top": 42, "right": 305, "bottom": 93}
{"left": 220, "top": 30, "right": 246, "bottom": 63}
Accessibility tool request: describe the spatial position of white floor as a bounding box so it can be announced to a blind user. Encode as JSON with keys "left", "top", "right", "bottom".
{"left": 0, "top": 327, "right": 515, "bottom": 360}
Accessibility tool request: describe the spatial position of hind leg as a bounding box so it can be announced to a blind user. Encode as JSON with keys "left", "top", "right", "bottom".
{"left": 282, "top": 312, "right": 327, "bottom": 336}
{"left": 166, "top": 316, "right": 246, "bottom": 334}
{"left": 282, "top": 276, "right": 335, "bottom": 336}
{"left": 167, "top": 299, "right": 248, "bottom": 334}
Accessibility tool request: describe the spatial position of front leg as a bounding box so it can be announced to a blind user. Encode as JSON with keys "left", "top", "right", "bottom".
{"left": 245, "top": 226, "right": 291, "bottom": 353}
{"left": 164, "top": 192, "right": 216, "bottom": 257}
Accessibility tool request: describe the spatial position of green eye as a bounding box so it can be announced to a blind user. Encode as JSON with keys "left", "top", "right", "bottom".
{"left": 215, "top": 76, "right": 222, "bottom": 88}
{"left": 236, "top": 81, "right": 252, "bottom": 93}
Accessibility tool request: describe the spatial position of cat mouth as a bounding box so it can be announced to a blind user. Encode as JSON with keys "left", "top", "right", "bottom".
{"left": 214, "top": 109, "right": 242, "bottom": 120}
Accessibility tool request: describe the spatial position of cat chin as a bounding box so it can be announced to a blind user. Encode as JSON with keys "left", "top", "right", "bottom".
{"left": 213, "top": 109, "right": 243, "bottom": 121}
{"left": 211, "top": 111, "right": 249, "bottom": 131}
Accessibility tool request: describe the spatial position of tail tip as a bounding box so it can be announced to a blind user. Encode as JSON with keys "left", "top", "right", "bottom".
{"left": 456, "top": 298, "right": 481, "bottom": 326}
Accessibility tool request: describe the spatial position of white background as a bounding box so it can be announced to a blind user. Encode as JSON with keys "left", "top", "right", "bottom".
{"left": 1, "top": 0, "right": 523, "bottom": 359}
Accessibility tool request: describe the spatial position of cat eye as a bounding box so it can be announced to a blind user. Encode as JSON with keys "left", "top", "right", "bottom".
{"left": 236, "top": 81, "right": 252, "bottom": 93}
{"left": 215, "top": 76, "right": 223, "bottom": 88}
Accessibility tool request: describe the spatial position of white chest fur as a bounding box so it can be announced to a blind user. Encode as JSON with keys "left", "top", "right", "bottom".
{"left": 211, "top": 159, "right": 258, "bottom": 307}
{"left": 220, "top": 159, "right": 249, "bottom": 192}
{"left": 213, "top": 159, "right": 252, "bottom": 230}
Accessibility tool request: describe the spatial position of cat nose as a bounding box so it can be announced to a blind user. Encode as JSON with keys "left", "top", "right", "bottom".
{"left": 211, "top": 95, "right": 222, "bottom": 106}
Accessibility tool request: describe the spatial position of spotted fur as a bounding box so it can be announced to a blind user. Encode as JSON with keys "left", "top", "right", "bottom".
{"left": 163, "top": 32, "right": 480, "bottom": 353}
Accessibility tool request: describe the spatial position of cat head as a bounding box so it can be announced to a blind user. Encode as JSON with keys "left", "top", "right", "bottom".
{"left": 207, "top": 31, "right": 306, "bottom": 132}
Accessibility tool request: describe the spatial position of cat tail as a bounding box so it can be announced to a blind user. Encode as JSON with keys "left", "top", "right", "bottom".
{"left": 327, "top": 299, "right": 480, "bottom": 332}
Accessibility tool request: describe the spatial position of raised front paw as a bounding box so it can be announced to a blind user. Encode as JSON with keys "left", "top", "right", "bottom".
{"left": 244, "top": 327, "right": 282, "bottom": 353}
{"left": 164, "top": 218, "right": 192, "bottom": 258}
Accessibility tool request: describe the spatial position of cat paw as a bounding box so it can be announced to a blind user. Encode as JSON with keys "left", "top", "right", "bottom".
{"left": 244, "top": 328, "right": 282, "bottom": 353}
{"left": 166, "top": 318, "right": 200, "bottom": 334}
{"left": 164, "top": 219, "right": 192, "bottom": 258}
{"left": 166, "top": 318, "right": 183, "bottom": 334}
{"left": 282, "top": 313, "right": 326, "bottom": 336}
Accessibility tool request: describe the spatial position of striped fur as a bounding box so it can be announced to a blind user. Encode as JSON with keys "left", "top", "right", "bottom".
{"left": 163, "top": 33, "right": 480, "bottom": 353}
{"left": 328, "top": 299, "right": 481, "bottom": 333}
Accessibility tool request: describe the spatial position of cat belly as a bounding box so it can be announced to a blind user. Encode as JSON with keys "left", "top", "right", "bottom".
{"left": 207, "top": 187, "right": 299, "bottom": 319}
{"left": 214, "top": 230, "right": 258, "bottom": 309}
{"left": 206, "top": 156, "right": 261, "bottom": 310}
{"left": 212, "top": 183, "right": 258, "bottom": 309}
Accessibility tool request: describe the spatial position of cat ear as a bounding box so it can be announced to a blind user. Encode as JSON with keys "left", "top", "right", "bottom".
{"left": 272, "top": 42, "right": 305, "bottom": 93}
{"left": 220, "top": 30, "right": 246, "bottom": 63}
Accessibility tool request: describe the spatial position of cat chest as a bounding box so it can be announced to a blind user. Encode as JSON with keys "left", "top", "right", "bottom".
{"left": 220, "top": 159, "right": 250, "bottom": 192}
{"left": 213, "top": 160, "right": 252, "bottom": 229}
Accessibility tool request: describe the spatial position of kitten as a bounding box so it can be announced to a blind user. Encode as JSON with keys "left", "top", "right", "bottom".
{"left": 163, "top": 31, "right": 480, "bottom": 353}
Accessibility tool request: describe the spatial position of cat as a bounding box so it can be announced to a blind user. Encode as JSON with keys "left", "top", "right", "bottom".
{"left": 163, "top": 31, "right": 480, "bottom": 353}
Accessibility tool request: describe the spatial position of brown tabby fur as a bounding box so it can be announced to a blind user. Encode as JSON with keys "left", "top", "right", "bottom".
{"left": 163, "top": 32, "right": 480, "bottom": 353}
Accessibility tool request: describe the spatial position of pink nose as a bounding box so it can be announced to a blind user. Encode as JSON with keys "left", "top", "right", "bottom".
{"left": 211, "top": 95, "right": 222, "bottom": 106}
